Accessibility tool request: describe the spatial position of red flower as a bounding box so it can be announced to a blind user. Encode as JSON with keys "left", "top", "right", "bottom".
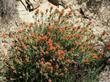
{"left": 48, "top": 79, "right": 52, "bottom": 82}
{"left": 48, "top": 25, "right": 55, "bottom": 31}
{"left": 82, "top": 58, "right": 89, "bottom": 64}
{"left": 67, "top": 35, "right": 72, "bottom": 40}
{"left": 38, "top": 35, "right": 48, "bottom": 42}
{"left": 70, "top": 48, "right": 74, "bottom": 52}
{"left": 57, "top": 50, "right": 65, "bottom": 60}
{"left": 41, "top": 36, "right": 48, "bottom": 41}
{"left": 57, "top": 50, "right": 65, "bottom": 55}
{"left": 73, "top": 41, "right": 79, "bottom": 46}
{"left": 48, "top": 45, "right": 56, "bottom": 51}
{"left": 53, "top": 34, "right": 56, "bottom": 37}
{"left": 1, "top": 33, "right": 7, "bottom": 38}
{"left": 40, "top": 58, "right": 44, "bottom": 65}
{"left": 92, "top": 54, "right": 99, "bottom": 60}
{"left": 59, "top": 28, "right": 65, "bottom": 33}
{"left": 65, "top": 59, "right": 71, "bottom": 64}
{"left": 31, "top": 33, "right": 36, "bottom": 38}
{"left": 18, "top": 28, "right": 24, "bottom": 33}
{"left": 48, "top": 39, "right": 53, "bottom": 46}
{"left": 88, "top": 45, "right": 93, "bottom": 49}
{"left": 47, "top": 32, "right": 50, "bottom": 35}
{"left": 106, "top": 42, "right": 110, "bottom": 51}
{"left": 75, "top": 34, "right": 82, "bottom": 39}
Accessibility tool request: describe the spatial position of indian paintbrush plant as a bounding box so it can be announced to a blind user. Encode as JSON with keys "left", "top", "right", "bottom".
{"left": 0, "top": 3, "right": 110, "bottom": 82}
{"left": 1, "top": 24, "right": 107, "bottom": 82}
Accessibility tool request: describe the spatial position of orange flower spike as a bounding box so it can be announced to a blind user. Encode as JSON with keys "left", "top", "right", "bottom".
{"left": 18, "top": 28, "right": 24, "bottom": 33}
{"left": 99, "top": 55, "right": 103, "bottom": 59}
{"left": 40, "top": 58, "right": 45, "bottom": 65}
{"left": 106, "top": 42, "right": 110, "bottom": 51}
{"left": 53, "top": 34, "right": 56, "bottom": 37}
{"left": 48, "top": 45, "right": 56, "bottom": 51}
{"left": 92, "top": 54, "right": 99, "bottom": 60}
{"left": 48, "top": 39, "right": 53, "bottom": 46}
{"left": 31, "top": 33, "right": 36, "bottom": 38}
{"left": 37, "top": 36, "right": 42, "bottom": 42}
{"left": 70, "top": 48, "right": 74, "bottom": 52}
{"left": 67, "top": 35, "right": 73, "bottom": 40}
{"left": 47, "top": 32, "right": 51, "bottom": 35}
{"left": 57, "top": 50, "right": 65, "bottom": 55}
{"left": 58, "top": 55, "right": 64, "bottom": 60}
{"left": 59, "top": 28, "right": 65, "bottom": 33}
{"left": 48, "top": 25, "right": 54, "bottom": 31}
{"left": 40, "top": 36, "right": 48, "bottom": 41}
{"left": 48, "top": 43, "right": 53, "bottom": 47}
{"left": 75, "top": 34, "right": 82, "bottom": 39}
{"left": 48, "top": 79, "right": 52, "bottom": 82}
{"left": 45, "top": 36, "right": 48, "bottom": 40}
{"left": 40, "top": 60, "right": 44, "bottom": 65}
{"left": 73, "top": 41, "right": 79, "bottom": 46}
{"left": 1, "top": 33, "right": 7, "bottom": 38}
{"left": 66, "top": 59, "right": 71, "bottom": 64}
{"left": 79, "top": 45, "right": 84, "bottom": 50}
{"left": 57, "top": 50, "right": 65, "bottom": 60}
{"left": 82, "top": 58, "right": 89, "bottom": 64}
{"left": 88, "top": 45, "right": 93, "bottom": 49}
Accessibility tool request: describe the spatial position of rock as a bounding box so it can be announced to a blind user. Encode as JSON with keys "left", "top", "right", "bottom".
{"left": 0, "top": 0, "right": 20, "bottom": 33}
{"left": 76, "top": 0, "right": 110, "bottom": 35}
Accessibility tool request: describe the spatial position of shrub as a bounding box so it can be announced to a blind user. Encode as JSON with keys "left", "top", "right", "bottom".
{"left": 1, "top": 4, "right": 109, "bottom": 82}
{"left": 1, "top": 23, "right": 106, "bottom": 82}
